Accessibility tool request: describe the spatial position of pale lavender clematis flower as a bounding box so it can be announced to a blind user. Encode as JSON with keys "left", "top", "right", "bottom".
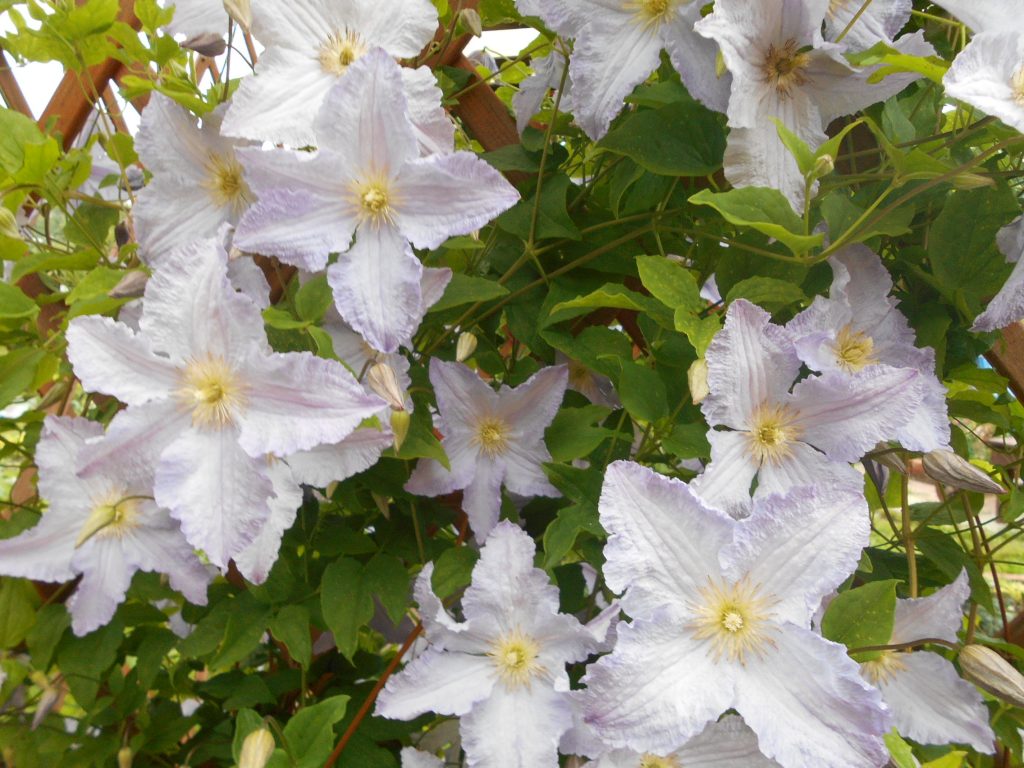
{"left": 376, "top": 522, "right": 615, "bottom": 768}
{"left": 400, "top": 748, "right": 443, "bottom": 768}
{"left": 0, "top": 417, "right": 210, "bottom": 636}
{"left": 691, "top": 299, "right": 920, "bottom": 518}
{"left": 513, "top": 48, "right": 573, "bottom": 135}
{"left": 695, "top": 0, "right": 931, "bottom": 209}
{"left": 786, "top": 246, "right": 950, "bottom": 452}
{"left": 581, "top": 462, "right": 890, "bottom": 768}
{"left": 220, "top": 0, "right": 438, "bottom": 147}
{"left": 234, "top": 50, "right": 518, "bottom": 353}
{"left": 133, "top": 95, "right": 255, "bottom": 265}
{"left": 64, "top": 238, "right": 384, "bottom": 568}
{"left": 824, "top": 0, "right": 912, "bottom": 51}
{"left": 404, "top": 360, "right": 568, "bottom": 543}
{"left": 516, "top": 0, "right": 729, "bottom": 140}
{"left": 974, "top": 216, "right": 1024, "bottom": 331}
{"left": 158, "top": 0, "right": 227, "bottom": 39}
{"left": 584, "top": 716, "right": 781, "bottom": 767}
{"left": 860, "top": 571, "right": 994, "bottom": 753}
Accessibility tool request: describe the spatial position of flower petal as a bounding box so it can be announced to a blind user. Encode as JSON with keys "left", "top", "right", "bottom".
{"left": 581, "top": 617, "right": 735, "bottom": 755}
{"left": 690, "top": 429, "right": 760, "bottom": 519}
{"left": 734, "top": 624, "right": 890, "bottom": 768}
{"left": 823, "top": 0, "right": 912, "bottom": 49}
{"left": 327, "top": 222, "right": 424, "bottom": 354}
{"left": 702, "top": 300, "right": 801, "bottom": 431}
{"left": 233, "top": 462, "right": 303, "bottom": 584}
{"left": 879, "top": 651, "right": 995, "bottom": 753}
{"left": 375, "top": 648, "right": 496, "bottom": 720}
{"left": 401, "top": 66, "right": 455, "bottom": 155}
{"left": 498, "top": 364, "right": 568, "bottom": 443}
{"left": 154, "top": 426, "right": 274, "bottom": 568}
{"left": 461, "top": 682, "right": 572, "bottom": 768}
{"left": 660, "top": 2, "right": 731, "bottom": 113}
{"left": 890, "top": 569, "right": 969, "bottom": 645}
{"left": 461, "top": 459, "right": 506, "bottom": 544}
{"left": 723, "top": 485, "right": 870, "bottom": 626}
{"left": 600, "top": 461, "right": 735, "bottom": 619}
{"left": 237, "top": 350, "right": 384, "bottom": 456}
{"left": 753, "top": 440, "right": 863, "bottom": 501}
{"left": 285, "top": 428, "right": 392, "bottom": 486}
{"left": 116, "top": 504, "right": 212, "bottom": 604}
{"left": 77, "top": 400, "right": 192, "bottom": 481}
{"left": 392, "top": 152, "right": 520, "bottom": 250}
{"left": 66, "top": 315, "right": 180, "bottom": 405}
{"left": 973, "top": 247, "right": 1024, "bottom": 331}
{"left": 430, "top": 358, "right": 500, "bottom": 434}
{"left": 66, "top": 538, "right": 132, "bottom": 636}
{"left": 413, "top": 564, "right": 490, "bottom": 654}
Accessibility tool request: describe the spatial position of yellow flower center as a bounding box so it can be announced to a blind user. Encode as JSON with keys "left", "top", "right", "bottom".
{"left": 1011, "top": 65, "right": 1024, "bottom": 106}
{"left": 762, "top": 39, "right": 811, "bottom": 97}
{"left": 691, "top": 577, "right": 778, "bottom": 665}
{"left": 489, "top": 631, "right": 544, "bottom": 689}
{"left": 180, "top": 356, "right": 246, "bottom": 428}
{"left": 832, "top": 324, "right": 878, "bottom": 373}
{"left": 318, "top": 29, "right": 368, "bottom": 75}
{"left": 861, "top": 651, "right": 908, "bottom": 686}
{"left": 351, "top": 177, "right": 396, "bottom": 226}
{"left": 202, "top": 154, "right": 251, "bottom": 213}
{"left": 76, "top": 491, "right": 141, "bottom": 547}
{"left": 474, "top": 417, "right": 510, "bottom": 457}
{"left": 624, "top": 0, "right": 678, "bottom": 26}
{"left": 745, "top": 402, "right": 802, "bottom": 466}
{"left": 640, "top": 754, "right": 681, "bottom": 768}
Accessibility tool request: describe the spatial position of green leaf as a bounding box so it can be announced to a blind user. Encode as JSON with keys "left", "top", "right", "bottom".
{"left": 496, "top": 173, "right": 581, "bottom": 241}
{"left": 674, "top": 309, "right": 720, "bottom": 356}
{"left": 281, "top": 694, "right": 349, "bottom": 768}
{"left": 0, "top": 109, "right": 45, "bottom": 174}
{"left": 365, "top": 554, "right": 410, "bottom": 625}
{"left": 0, "top": 348, "right": 45, "bottom": 410}
{"left": 661, "top": 422, "right": 710, "bottom": 459}
{"left": 430, "top": 273, "right": 509, "bottom": 313}
{"left": 599, "top": 101, "right": 726, "bottom": 176}
{"left": 321, "top": 558, "right": 374, "bottom": 660}
{"left": 546, "top": 405, "right": 618, "bottom": 462}
{"left": 395, "top": 406, "right": 449, "bottom": 468}
{"left": 431, "top": 547, "right": 479, "bottom": 600}
{"left": 26, "top": 604, "right": 69, "bottom": 670}
{"left": 482, "top": 144, "right": 540, "bottom": 172}
{"left": 542, "top": 502, "right": 604, "bottom": 569}
{"left": 0, "top": 281, "right": 38, "bottom": 320}
{"left": 724, "top": 276, "right": 807, "bottom": 312}
{"left": 635, "top": 255, "right": 703, "bottom": 312}
{"left": 916, "top": 527, "right": 992, "bottom": 609}
{"left": 263, "top": 306, "right": 309, "bottom": 330}
{"left": 922, "top": 752, "right": 967, "bottom": 768}
{"left": 0, "top": 578, "right": 39, "bottom": 648}
{"left": 884, "top": 730, "right": 918, "bottom": 768}
{"left": 269, "top": 605, "right": 312, "bottom": 668}
{"left": 820, "top": 580, "right": 898, "bottom": 660}
{"left": 689, "top": 188, "right": 824, "bottom": 255}
{"left": 295, "top": 275, "right": 333, "bottom": 323}
{"left": 618, "top": 362, "right": 668, "bottom": 422}
{"left": 549, "top": 284, "right": 673, "bottom": 328}
{"left": 57, "top": 616, "right": 124, "bottom": 708}
{"left": 210, "top": 593, "right": 272, "bottom": 672}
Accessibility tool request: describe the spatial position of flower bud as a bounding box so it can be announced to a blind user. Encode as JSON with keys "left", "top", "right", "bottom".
{"left": 960, "top": 644, "right": 1024, "bottom": 708}
{"left": 239, "top": 728, "right": 276, "bottom": 768}
{"left": 812, "top": 154, "right": 835, "bottom": 179}
{"left": 922, "top": 450, "right": 1006, "bottom": 495}
{"left": 182, "top": 32, "right": 227, "bottom": 57}
{"left": 391, "top": 410, "right": 411, "bottom": 453}
{"left": 688, "top": 358, "right": 709, "bottom": 405}
{"left": 109, "top": 271, "right": 149, "bottom": 299}
{"left": 869, "top": 443, "right": 907, "bottom": 475}
{"left": 367, "top": 362, "right": 406, "bottom": 412}
{"left": 458, "top": 7, "right": 483, "bottom": 37}
{"left": 223, "top": 0, "right": 252, "bottom": 32}
{"left": 456, "top": 331, "right": 478, "bottom": 363}
{"left": 117, "top": 747, "right": 133, "bottom": 768}
{"left": 0, "top": 207, "right": 19, "bottom": 240}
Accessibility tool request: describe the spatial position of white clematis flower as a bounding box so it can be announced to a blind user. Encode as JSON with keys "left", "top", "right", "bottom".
{"left": 691, "top": 299, "right": 920, "bottom": 519}
{"left": 404, "top": 359, "right": 568, "bottom": 543}
{"left": 786, "top": 245, "right": 950, "bottom": 452}
{"left": 584, "top": 715, "right": 781, "bottom": 767}
{"left": 65, "top": 238, "right": 384, "bottom": 568}
{"left": 220, "top": 0, "right": 438, "bottom": 147}
{"left": 133, "top": 95, "right": 255, "bottom": 265}
{"left": 234, "top": 49, "right": 518, "bottom": 353}
{"left": 158, "top": 0, "right": 228, "bottom": 39}
{"left": 695, "top": 0, "right": 930, "bottom": 209}
{"left": 860, "top": 571, "right": 994, "bottom": 753}
{"left": 824, "top": 0, "right": 912, "bottom": 51}
{"left": 400, "top": 747, "right": 443, "bottom": 768}
{"left": 581, "top": 462, "right": 890, "bottom": 768}
{"left": 0, "top": 417, "right": 210, "bottom": 636}
{"left": 515, "top": 0, "right": 729, "bottom": 140}
{"left": 974, "top": 215, "right": 1024, "bottom": 331}
{"left": 376, "top": 521, "right": 614, "bottom": 768}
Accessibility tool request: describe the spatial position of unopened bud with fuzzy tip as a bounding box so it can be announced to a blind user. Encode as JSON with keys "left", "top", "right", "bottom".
{"left": 390, "top": 410, "right": 411, "bottom": 453}
{"left": 367, "top": 362, "right": 406, "bottom": 412}
{"left": 812, "top": 154, "right": 835, "bottom": 179}
{"left": 457, "top": 7, "right": 482, "bottom": 36}
{"left": 239, "top": 728, "right": 275, "bottom": 768}
{"left": 922, "top": 450, "right": 1006, "bottom": 494}
{"left": 456, "top": 331, "right": 478, "bottom": 363}
{"left": 223, "top": 0, "right": 252, "bottom": 32}
{"left": 117, "top": 747, "right": 133, "bottom": 768}
{"left": 688, "top": 358, "right": 709, "bottom": 405}
{"left": 960, "top": 644, "right": 1024, "bottom": 708}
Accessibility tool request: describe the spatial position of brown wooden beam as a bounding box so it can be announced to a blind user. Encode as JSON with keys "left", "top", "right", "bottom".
{"left": 985, "top": 321, "right": 1024, "bottom": 404}
{"left": 0, "top": 47, "right": 32, "bottom": 117}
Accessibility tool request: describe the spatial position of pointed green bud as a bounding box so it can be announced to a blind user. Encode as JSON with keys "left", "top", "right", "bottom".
{"left": 239, "top": 728, "right": 275, "bottom": 768}
{"left": 960, "top": 644, "right": 1024, "bottom": 708}
{"left": 456, "top": 331, "right": 478, "bottom": 363}
{"left": 391, "top": 410, "right": 411, "bottom": 452}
